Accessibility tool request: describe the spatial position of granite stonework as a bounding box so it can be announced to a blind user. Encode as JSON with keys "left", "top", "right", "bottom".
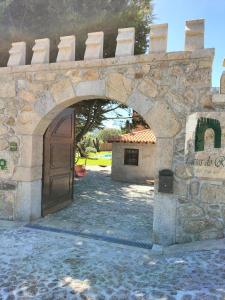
{"left": 0, "top": 18, "right": 224, "bottom": 246}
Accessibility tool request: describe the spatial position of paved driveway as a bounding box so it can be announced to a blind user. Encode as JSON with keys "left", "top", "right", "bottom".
{"left": 35, "top": 166, "right": 154, "bottom": 244}
{"left": 1, "top": 168, "right": 225, "bottom": 299}
{"left": 1, "top": 222, "right": 225, "bottom": 299}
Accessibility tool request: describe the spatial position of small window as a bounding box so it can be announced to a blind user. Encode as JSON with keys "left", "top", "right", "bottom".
{"left": 124, "top": 148, "right": 139, "bottom": 166}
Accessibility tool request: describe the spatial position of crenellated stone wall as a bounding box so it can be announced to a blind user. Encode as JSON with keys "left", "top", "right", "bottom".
{"left": 0, "top": 18, "right": 223, "bottom": 246}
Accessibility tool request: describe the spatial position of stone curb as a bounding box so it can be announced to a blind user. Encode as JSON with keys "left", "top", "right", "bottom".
{"left": 152, "top": 238, "right": 225, "bottom": 255}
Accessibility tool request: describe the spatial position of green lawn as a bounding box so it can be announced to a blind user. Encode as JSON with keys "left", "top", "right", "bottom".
{"left": 76, "top": 151, "right": 112, "bottom": 166}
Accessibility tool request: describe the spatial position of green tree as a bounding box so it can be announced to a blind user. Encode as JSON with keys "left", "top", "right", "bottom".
{"left": 97, "top": 128, "right": 122, "bottom": 142}
{"left": 0, "top": 0, "right": 153, "bottom": 65}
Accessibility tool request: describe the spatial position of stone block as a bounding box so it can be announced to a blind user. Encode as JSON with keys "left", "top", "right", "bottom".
{"left": 0, "top": 191, "right": 14, "bottom": 220}
{"left": 183, "top": 219, "right": 208, "bottom": 234}
{"left": 7, "top": 42, "right": 26, "bottom": 66}
{"left": 115, "top": 28, "right": 135, "bottom": 57}
{"left": 174, "top": 179, "right": 188, "bottom": 197}
{"left": 35, "top": 71, "right": 57, "bottom": 81}
{"left": 15, "top": 112, "right": 42, "bottom": 136}
{"left": 19, "top": 135, "right": 43, "bottom": 168}
{"left": 57, "top": 35, "right": 75, "bottom": 62}
{"left": 200, "top": 183, "right": 225, "bottom": 204}
{"left": 82, "top": 69, "right": 99, "bottom": 81}
{"left": 149, "top": 23, "right": 168, "bottom": 52}
{"left": 84, "top": 32, "right": 104, "bottom": 60}
{"left": 0, "top": 182, "right": 16, "bottom": 190}
{"left": 153, "top": 193, "right": 177, "bottom": 246}
{"left": 190, "top": 180, "right": 200, "bottom": 197}
{"left": 50, "top": 79, "right": 75, "bottom": 103}
{"left": 34, "top": 91, "right": 55, "bottom": 116}
{"left": 106, "top": 73, "right": 133, "bottom": 104}
{"left": 153, "top": 138, "right": 174, "bottom": 172}
{"left": 185, "top": 19, "right": 204, "bottom": 51}
{"left": 76, "top": 80, "right": 105, "bottom": 97}
{"left": 127, "top": 89, "right": 153, "bottom": 117}
{"left": 206, "top": 204, "right": 222, "bottom": 218}
{"left": 220, "top": 71, "right": 225, "bottom": 94}
{"left": 144, "top": 101, "right": 181, "bottom": 138}
{"left": 15, "top": 180, "right": 42, "bottom": 221}
{"left": 178, "top": 204, "right": 204, "bottom": 219}
{"left": 0, "top": 125, "right": 8, "bottom": 136}
{"left": 13, "top": 166, "right": 42, "bottom": 181}
{"left": 138, "top": 78, "right": 158, "bottom": 98}
{"left": 31, "top": 38, "right": 50, "bottom": 64}
{"left": 0, "top": 80, "right": 16, "bottom": 98}
{"left": 0, "top": 139, "right": 8, "bottom": 151}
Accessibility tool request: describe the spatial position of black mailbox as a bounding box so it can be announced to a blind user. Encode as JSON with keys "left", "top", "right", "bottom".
{"left": 158, "top": 169, "right": 174, "bottom": 194}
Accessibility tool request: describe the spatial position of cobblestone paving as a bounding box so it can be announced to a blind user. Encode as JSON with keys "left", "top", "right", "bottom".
{"left": 1, "top": 224, "right": 225, "bottom": 299}
{"left": 36, "top": 166, "right": 154, "bottom": 243}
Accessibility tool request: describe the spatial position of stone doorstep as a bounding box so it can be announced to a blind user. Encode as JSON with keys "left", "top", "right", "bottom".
{"left": 152, "top": 237, "right": 225, "bottom": 256}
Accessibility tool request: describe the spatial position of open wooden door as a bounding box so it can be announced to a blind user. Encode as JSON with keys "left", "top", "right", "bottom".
{"left": 42, "top": 107, "right": 75, "bottom": 216}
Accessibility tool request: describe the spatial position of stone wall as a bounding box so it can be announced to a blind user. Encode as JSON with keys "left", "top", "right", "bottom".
{"left": 0, "top": 18, "right": 223, "bottom": 246}
{"left": 111, "top": 142, "right": 156, "bottom": 183}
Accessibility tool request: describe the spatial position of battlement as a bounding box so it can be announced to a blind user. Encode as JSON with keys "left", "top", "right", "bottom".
{"left": 4, "top": 19, "right": 206, "bottom": 68}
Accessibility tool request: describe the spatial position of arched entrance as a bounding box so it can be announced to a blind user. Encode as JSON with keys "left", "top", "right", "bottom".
{"left": 15, "top": 77, "right": 179, "bottom": 246}
{"left": 23, "top": 84, "right": 178, "bottom": 249}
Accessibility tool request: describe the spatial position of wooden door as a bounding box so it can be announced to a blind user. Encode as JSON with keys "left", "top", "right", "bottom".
{"left": 42, "top": 107, "right": 75, "bottom": 216}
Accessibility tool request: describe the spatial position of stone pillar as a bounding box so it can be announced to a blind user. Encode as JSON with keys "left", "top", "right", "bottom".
{"left": 153, "top": 193, "right": 177, "bottom": 246}
{"left": 115, "top": 28, "right": 135, "bottom": 57}
{"left": 185, "top": 19, "right": 204, "bottom": 51}
{"left": 84, "top": 32, "right": 104, "bottom": 60}
{"left": 15, "top": 180, "right": 42, "bottom": 221}
{"left": 149, "top": 23, "right": 168, "bottom": 52}
{"left": 14, "top": 135, "right": 43, "bottom": 221}
{"left": 57, "top": 35, "right": 76, "bottom": 62}
{"left": 31, "top": 38, "right": 50, "bottom": 64}
{"left": 7, "top": 42, "right": 26, "bottom": 66}
{"left": 152, "top": 138, "right": 177, "bottom": 246}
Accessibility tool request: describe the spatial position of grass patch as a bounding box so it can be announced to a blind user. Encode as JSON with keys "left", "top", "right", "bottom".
{"left": 76, "top": 151, "right": 112, "bottom": 166}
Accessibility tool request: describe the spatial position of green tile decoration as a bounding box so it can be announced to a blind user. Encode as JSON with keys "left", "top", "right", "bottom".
{"left": 195, "top": 117, "right": 221, "bottom": 152}
{"left": 0, "top": 159, "right": 7, "bottom": 170}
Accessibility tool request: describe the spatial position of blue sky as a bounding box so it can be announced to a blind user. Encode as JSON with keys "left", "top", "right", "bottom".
{"left": 154, "top": 0, "right": 225, "bottom": 87}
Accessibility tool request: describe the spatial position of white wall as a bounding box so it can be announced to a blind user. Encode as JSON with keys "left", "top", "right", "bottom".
{"left": 111, "top": 142, "right": 156, "bottom": 183}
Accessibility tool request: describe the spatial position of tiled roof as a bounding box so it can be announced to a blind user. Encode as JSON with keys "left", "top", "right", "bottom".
{"left": 108, "top": 129, "right": 156, "bottom": 144}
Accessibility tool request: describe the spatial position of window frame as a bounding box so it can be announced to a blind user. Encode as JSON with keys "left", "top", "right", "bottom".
{"left": 124, "top": 148, "right": 139, "bottom": 166}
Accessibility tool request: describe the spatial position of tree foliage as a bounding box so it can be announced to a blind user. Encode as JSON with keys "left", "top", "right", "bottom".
{"left": 97, "top": 128, "right": 122, "bottom": 143}
{"left": 0, "top": 0, "right": 153, "bottom": 65}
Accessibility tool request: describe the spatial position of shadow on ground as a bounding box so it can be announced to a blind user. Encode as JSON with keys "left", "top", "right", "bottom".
{"left": 35, "top": 167, "right": 154, "bottom": 243}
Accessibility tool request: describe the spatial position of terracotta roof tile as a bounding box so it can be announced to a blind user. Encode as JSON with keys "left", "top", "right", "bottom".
{"left": 108, "top": 129, "right": 156, "bottom": 144}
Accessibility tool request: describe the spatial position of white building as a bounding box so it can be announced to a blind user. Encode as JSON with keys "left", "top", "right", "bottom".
{"left": 109, "top": 129, "right": 156, "bottom": 183}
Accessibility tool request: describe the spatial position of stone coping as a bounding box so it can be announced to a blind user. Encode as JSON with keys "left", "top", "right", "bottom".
{"left": 152, "top": 237, "right": 225, "bottom": 255}
{"left": 0, "top": 48, "right": 215, "bottom": 75}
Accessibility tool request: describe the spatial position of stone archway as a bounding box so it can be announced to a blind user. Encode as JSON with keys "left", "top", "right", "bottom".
{"left": 14, "top": 70, "right": 181, "bottom": 246}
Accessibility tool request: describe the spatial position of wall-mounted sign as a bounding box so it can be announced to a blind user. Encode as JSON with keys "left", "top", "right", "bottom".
{"left": 0, "top": 159, "right": 7, "bottom": 170}
{"left": 9, "top": 142, "right": 18, "bottom": 152}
